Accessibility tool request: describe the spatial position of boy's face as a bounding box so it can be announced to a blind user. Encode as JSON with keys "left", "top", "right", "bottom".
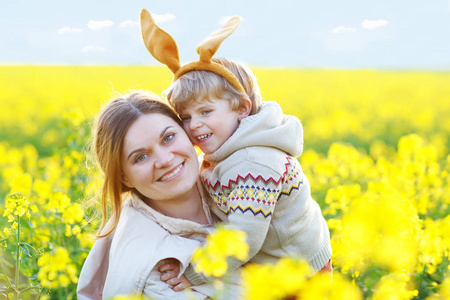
{"left": 178, "top": 98, "right": 243, "bottom": 154}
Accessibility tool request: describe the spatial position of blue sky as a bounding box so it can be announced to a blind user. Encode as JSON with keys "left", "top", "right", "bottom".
{"left": 1, "top": 0, "right": 450, "bottom": 69}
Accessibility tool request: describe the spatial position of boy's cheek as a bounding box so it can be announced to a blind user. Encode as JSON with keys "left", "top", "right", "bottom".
{"left": 182, "top": 125, "right": 195, "bottom": 140}
{"left": 187, "top": 134, "right": 198, "bottom": 145}
{"left": 182, "top": 123, "right": 190, "bottom": 133}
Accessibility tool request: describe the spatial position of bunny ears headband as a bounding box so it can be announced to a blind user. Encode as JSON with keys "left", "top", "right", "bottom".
{"left": 140, "top": 8, "right": 246, "bottom": 94}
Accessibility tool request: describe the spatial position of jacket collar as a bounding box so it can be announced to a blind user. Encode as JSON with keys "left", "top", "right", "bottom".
{"left": 128, "top": 180, "right": 215, "bottom": 236}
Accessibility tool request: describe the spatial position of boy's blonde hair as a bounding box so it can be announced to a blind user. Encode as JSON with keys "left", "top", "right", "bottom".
{"left": 165, "top": 58, "right": 262, "bottom": 115}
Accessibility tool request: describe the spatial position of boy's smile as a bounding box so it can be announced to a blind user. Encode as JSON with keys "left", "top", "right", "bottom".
{"left": 195, "top": 133, "right": 212, "bottom": 142}
{"left": 179, "top": 98, "right": 244, "bottom": 154}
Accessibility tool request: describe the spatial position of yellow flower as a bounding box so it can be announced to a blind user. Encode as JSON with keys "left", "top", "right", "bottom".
{"left": 372, "top": 273, "right": 418, "bottom": 300}
{"left": 62, "top": 202, "right": 85, "bottom": 224}
{"left": 299, "top": 272, "right": 362, "bottom": 300}
{"left": 33, "top": 178, "right": 52, "bottom": 199}
{"left": 8, "top": 173, "right": 33, "bottom": 196}
{"left": 4, "top": 193, "right": 30, "bottom": 220}
{"left": 192, "top": 226, "right": 249, "bottom": 277}
{"left": 65, "top": 224, "right": 73, "bottom": 237}
{"left": 243, "top": 257, "right": 312, "bottom": 300}
{"left": 72, "top": 225, "right": 82, "bottom": 235}
{"left": 62, "top": 108, "right": 85, "bottom": 127}
{"left": 47, "top": 192, "right": 71, "bottom": 213}
{"left": 3, "top": 227, "right": 11, "bottom": 237}
{"left": 37, "top": 247, "right": 78, "bottom": 288}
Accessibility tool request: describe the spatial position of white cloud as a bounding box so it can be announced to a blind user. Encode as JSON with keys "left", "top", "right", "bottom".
{"left": 153, "top": 13, "right": 175, "bottom": 24}
{"left": 361, "top": 19, "right": 388, "bottom": 30}
{"left": 87, "top": 20, "right": 114, "bottom": 30}
{"left": 82, "top": 46, "right": 106, "bottom": 53}
{"left": 331, "top": 26, "right": 357, "bottom": 34}
{"left": 120, "top": 20, "right": 139, "bottom": 28}
{"left": 58, "top": 27, "right": 82, "bottom": 34}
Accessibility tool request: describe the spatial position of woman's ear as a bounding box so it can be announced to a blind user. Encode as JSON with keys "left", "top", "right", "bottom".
{"left": 121, "top": 173, "right": 134, "bottom": 189}
{"left": 238, "top": 98, "right": 252, "bottom": 121}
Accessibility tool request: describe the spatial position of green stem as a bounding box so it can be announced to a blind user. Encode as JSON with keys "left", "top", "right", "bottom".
{"left": 19, "top": 286, "right": 39, "bottom": 293}
{"left": 58, "top": 287, "right": 63, "bottom": 299}
{"left": 35, "top": 288, "right": 43, "bottom": 300}
{"left": 0, "top": 257, "right": 15, "bottom": 290}
{"left": 15, "top": 215, "right": 21, "bottom": 300}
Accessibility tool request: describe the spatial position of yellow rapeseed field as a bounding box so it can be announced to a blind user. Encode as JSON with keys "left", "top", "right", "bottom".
{"left": 0, "top": 66, "right": 449, "bottom": 299}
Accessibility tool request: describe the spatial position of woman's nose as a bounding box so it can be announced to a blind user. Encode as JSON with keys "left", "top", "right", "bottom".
{"left": 154, "top": 148, "right": 174, "bottom": 168}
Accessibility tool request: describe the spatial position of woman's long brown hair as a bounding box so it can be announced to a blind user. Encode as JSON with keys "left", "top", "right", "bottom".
{"left": 93, "top": 91, "right": 182, "bottom": 238}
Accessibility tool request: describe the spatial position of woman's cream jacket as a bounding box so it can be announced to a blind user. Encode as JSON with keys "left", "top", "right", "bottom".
{"left": 77, "top": 184, "right": 235, "bottom": 300}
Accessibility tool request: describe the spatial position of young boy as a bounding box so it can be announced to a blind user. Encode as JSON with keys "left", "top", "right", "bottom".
{"left": 164, "top": 58, "right": 332, "bottom": 286}
{"left": 139, "top": 9, "right": 332, "bottom": 289}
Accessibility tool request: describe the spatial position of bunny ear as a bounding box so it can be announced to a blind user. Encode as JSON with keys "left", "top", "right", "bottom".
{"left": 140, "top": 9, "right": 180, "bottom": 74}
{"left": 196, "top": 16, "right": 241, "bottom": 63}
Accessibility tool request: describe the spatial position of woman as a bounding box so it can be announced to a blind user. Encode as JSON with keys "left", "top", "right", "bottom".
{"left": 77, "top": 91, "right": 234, "bottom": 299}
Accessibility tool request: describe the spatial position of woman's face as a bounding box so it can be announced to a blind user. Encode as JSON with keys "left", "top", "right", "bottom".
{"left": 121, "top": 113, "right": 199, "bottom": 203}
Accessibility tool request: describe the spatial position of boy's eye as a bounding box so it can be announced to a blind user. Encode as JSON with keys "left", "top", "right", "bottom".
{"left": 180, "top": 116, "right": 191, "bottom": 122}
{"left": 201, "top": 110, "right": 211, "bottom": 115}
{"left": 164, "top": 133, "right": 176, "bottom": 143}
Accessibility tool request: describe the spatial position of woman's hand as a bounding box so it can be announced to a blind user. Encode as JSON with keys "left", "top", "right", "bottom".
{"left": 159, "top": 260, "right": 192, "bottom": 292}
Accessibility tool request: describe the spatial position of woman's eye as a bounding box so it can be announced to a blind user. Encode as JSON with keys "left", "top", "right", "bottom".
{"left": 202, "top": 110, "right": 211, "bottom": 115}
{"left": 180, "top": 116, "right": 191, "bottom": 122}
{"left": 164, "top": 133, "right": 175, "bottom": 143}
{"left": 135, "top": 154, "right": 148, "bottom": 163}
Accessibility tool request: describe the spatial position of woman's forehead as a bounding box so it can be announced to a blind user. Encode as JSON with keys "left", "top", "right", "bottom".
{"left": 124, "top": 114, "right": 178, "bottom": 145}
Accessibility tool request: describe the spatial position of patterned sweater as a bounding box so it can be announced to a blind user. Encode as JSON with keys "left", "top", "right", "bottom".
{"left": 197, "top": 101, "right": 332, "bottom": 279}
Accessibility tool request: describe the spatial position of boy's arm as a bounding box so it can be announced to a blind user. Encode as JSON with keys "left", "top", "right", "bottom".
{"left": 167, "top": 174, "right": 279, "bottom": 285}
{"left": 180, "top": 208, "right": 274, "bottom": 284}
{"left": 208, "top": 164, "right": 283, "bottom": 272}
{"left": 220, "top": 189, "right": 275, "bottom": 271}
{"left": 163, "top": 161, "right": 283, "bottom": 283}
{"left": 183, "top": 264, "right": 209, "bottom": 285}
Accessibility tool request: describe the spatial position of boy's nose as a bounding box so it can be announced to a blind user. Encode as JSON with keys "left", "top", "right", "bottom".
{"left": 190, "top": 117, "right": 203, "bottom": 130}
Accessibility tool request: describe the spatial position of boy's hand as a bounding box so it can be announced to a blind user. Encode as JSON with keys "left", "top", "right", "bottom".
{"left": 159, "top": 260, "right": 192, "bottom": 291}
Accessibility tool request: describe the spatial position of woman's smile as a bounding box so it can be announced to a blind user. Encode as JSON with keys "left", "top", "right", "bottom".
{"left": 158, "top": 162, "right": 185, "bottom": 182}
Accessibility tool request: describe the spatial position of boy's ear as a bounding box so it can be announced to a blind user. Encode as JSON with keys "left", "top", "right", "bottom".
{"left": 238, "top": 98, "right": 252, "bottom": 121}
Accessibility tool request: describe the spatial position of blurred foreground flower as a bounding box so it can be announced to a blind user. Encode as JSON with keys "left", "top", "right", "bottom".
{"left": 243, "top": 258, "right": 362, "bottom": 300}
{"left": 426, "top": 274, "right": 450, "bottom": 300}
{"left": 371, "top": 273, "right": 418, "bottom": 300}
{"left": 192, "top": 226, "right": 249, "bottom": 277}
{"left": 300, "top": 272, "right": 362, "bottom": 300}
{"left": 243, "top": 257, "right": 312, "bottom": 299}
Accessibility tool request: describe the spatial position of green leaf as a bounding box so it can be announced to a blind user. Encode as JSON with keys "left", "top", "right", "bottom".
{"left": 28, "top": 274, "right": 38, "bottom": 281}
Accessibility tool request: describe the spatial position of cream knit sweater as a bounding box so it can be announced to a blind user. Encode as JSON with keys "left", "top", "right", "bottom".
{"left": 200, "top": 101, "right": 332, "bottom": 275}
